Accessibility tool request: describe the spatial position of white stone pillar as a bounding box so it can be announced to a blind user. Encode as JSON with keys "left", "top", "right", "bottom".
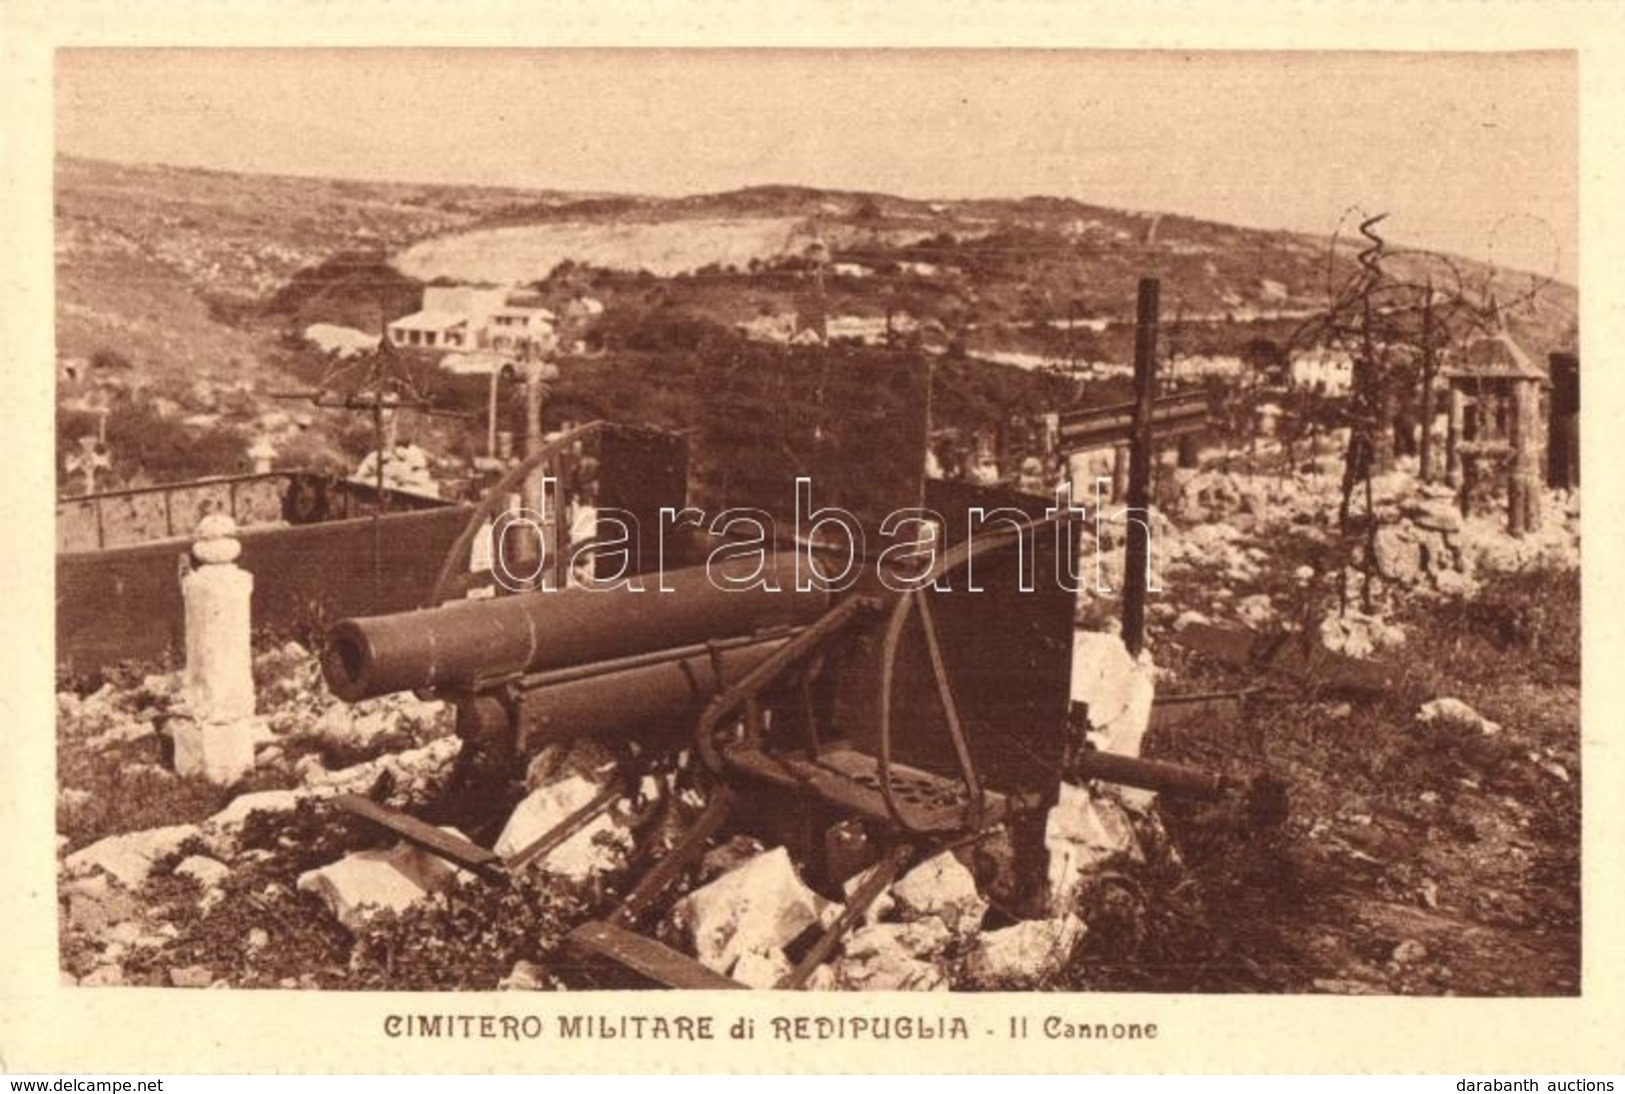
{"left": 176, "top": 514, "right": 256, "bottom": 784}
{"left": 248, "top": 436, "right": 276, "bottom": 475}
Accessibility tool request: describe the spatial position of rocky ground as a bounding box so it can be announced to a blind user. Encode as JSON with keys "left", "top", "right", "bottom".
{"left": 1113, "top": 444, "right": 1581, "bottom": 996}
{"left": 55, "top": 443, "right": 1581, "bottom": 994}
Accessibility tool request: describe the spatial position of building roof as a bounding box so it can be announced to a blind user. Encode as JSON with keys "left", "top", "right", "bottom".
{"left": 1445, "top": 331, "right": 1548, "bottom": 384}
{"left": 491, "top": 306, "right": 556, "bottom": 322}
{"left": 389, "top": 310, "right": 468, "bottom": 332}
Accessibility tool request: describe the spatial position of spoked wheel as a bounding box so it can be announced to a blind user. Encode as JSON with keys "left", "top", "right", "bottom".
{"left": 427, "top": 421, "right": 608, "bottom": 606}
{"left": 691, "top": 515, "right": 1071, "bottom": 839}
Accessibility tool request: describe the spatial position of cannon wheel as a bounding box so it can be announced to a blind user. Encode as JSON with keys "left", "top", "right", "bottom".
{"left": 426, "top": 421, "right": 611, "bottom": 607}
{"left": 870, "top": 518, "right": 1068, "bottom": 832}
{"left": 690, "top": 514, "right": 1067, "bottom": 837}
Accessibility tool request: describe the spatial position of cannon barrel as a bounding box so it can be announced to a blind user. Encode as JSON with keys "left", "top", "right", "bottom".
{"left": 322, "top": 556, "right": 828, "bottom": 702}
{"left": 511, "top": 632, "right": 797, "bottom": 748}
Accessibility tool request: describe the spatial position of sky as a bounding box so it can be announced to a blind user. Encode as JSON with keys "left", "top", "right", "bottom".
{"left": 54, "top": 49, "right": 1577, "bottom": 281}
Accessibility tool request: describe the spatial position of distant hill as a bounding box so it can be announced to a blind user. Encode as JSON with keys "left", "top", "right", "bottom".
{"left": 55, "top": 154, "right": 1577, "bottom": 420}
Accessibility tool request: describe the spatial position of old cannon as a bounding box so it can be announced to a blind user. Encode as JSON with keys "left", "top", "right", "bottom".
{"left": 314, "top": 351, "right": 1236, "bottom": 988}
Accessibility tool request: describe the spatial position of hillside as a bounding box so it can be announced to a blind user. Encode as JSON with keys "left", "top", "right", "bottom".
{"left": 54, "top": 156, "right": 1578, "bottom": 493}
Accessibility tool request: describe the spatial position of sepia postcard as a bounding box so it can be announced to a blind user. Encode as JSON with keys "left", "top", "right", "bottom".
{"left": 2, "top": 0, "right": 1622, "bottom": 1076}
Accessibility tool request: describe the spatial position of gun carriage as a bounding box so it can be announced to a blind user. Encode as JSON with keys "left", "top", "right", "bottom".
{"left": 316, "top": 352, "right": 1236, "bottom": 988}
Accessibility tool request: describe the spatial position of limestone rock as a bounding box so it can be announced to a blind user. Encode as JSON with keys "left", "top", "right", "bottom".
{"left": 387, "top": 737, "right": 460, "bottom": 780}
{"left": 297, "top": 738, "right": 455, "bottom": 796}
{"left": 1071, "top": 631, "right": 1156, "bottom": 762}
{"left": 1391, "top": 939, "right": 1428, "bottom": 965}
{"left": 964, "top": 914, "right": 1086, "bottom": 986}
{"left": 297, "top": 833, "right": 470, "bottom": 931}
{"left": 66, "top": 886, "right": 140, "bottom": 935}
{"left": 1313, "top": 977, "right": 1381, "bottom": 995}
{"left": 65, "top": 825, "right": 201, "bottom": 889}
{"left": 1319, "top": 609, "right": 1405, "bottom": 659}
{"left": 202, "top": 788, "right": 326, "bottom": 854}
{"left": 731, "top": 947, "right": 793, "bottom": 990}
{"left": 314, "top": 702, "right": 394, "bottom": 747}
{"left": 1372, "top": 526, "right": 1422, "bottom": 585}
{"left": 1236, "top": 593, "right": 1275, "bottom": 628}
{"left": 493, "top": 773, "right": 632, "bottom": 881}
{"left": 294, "top": 753, "right": 334, "bottom": 787}
{"left": 825, "top": 920, "right": 952, "bottom": 991}
{"left": 85, "top": 719, "right": 156, "bottom": 751}
{"left": 1405, "top": 498, "right": 1463, "bottom": 533}
{"left": 80, "top": 964, "right": 125, "bottom": 987}
{"left": 675, "top": 846, "right": 836, "bottom": 977}
{"left": 63, "top": 872, "right": 111, "bottom": 900}
{"left": 1045, "top": 784, "right": 1142, "bottom": 914}
{"left": 169, "top": 964, "right": 215, "bottom": 988}
{"left": 499, "top": 959, "right": 551, "bottom": 991}
{"left": 298, "top": 856, "right": 429, "bottom": 929}
{"left": 389, "top": 693, "right": 448, "bottom": 732}
{"left": 141, "top": 671, "right": 179, "bottom": 697}
{"left": 175, "top": 855, "right": 231, "bottom": 889}
{"left": 891, "top": 850, "right": 986, "bottom": 934}
{"left": 1416, "top": 697, "right": 1501, "bottom": 736}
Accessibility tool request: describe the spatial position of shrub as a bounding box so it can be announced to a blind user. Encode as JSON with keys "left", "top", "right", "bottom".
{"left": 57, "top": 395, "right": 247, "bottom": 491}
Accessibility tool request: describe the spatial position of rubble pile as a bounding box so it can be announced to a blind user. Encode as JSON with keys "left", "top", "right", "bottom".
{"left": 280, "top": 744, "right": 1149, "bottom": 991}
{"left": 1172, "top": 465, "right": 1576, "bottom": 590}
{"left": 58, "top": 616, "right": 1170, "bottom": 991}
{"left": 283, "top": 745, "right": 1142, "bottom": 990}
{"left": 1159, "top": 458, "right": 1580, "bottom": 654}
{"left": 659, "top": 823, "right": 1120, "bottom": 991}
{"left": 56, "top": 643, "right": 463, "bottom": 988}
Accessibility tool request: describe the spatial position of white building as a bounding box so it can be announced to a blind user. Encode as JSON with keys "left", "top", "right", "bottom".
{"left": 1290, "top": 348, "right": 1355, "bottom": 396}
{"left": 387, "top": 286, "right": 556, "bottom": 354}
{"left": 1165, "top": 354, "right": 1245, "bottom": 383}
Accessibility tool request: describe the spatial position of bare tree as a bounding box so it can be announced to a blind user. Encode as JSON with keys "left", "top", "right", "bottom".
{"left": 1272, "top": 210, "right": 1560, "bottom": 611}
